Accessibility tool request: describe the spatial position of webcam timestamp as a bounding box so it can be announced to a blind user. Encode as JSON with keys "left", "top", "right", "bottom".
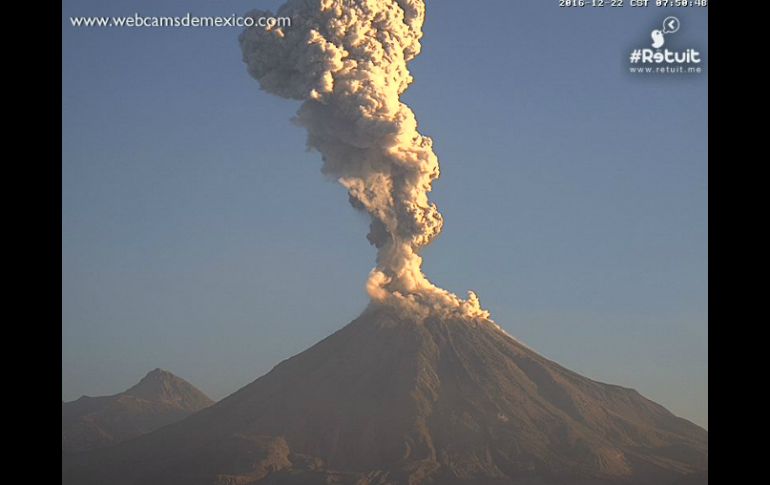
{"left": 559, "top": 0, "right": 708, "bottom": 7}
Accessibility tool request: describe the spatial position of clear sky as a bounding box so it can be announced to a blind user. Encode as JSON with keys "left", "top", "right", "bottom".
{"left": 62, "top": 0, "right": 708, "bottom": 428}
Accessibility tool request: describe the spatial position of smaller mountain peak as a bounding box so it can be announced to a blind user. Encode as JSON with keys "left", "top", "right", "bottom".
{"left": 147, "top": 367, "right": 171, "bottom": 376}
{"left": 123, "top": 369, "right": 214, "bottom": 410}
{"left": 63, "top": 369, "right": 214, "bottom": 453}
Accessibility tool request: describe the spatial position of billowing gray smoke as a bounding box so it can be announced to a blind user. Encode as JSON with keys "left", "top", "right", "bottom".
{"left": 240, "top": 0, "right": 489, "bottom": 320}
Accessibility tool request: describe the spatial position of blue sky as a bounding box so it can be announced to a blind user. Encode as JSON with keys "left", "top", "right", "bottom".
{"left": 62, "top": 0, "right": 708, "bottom": 427}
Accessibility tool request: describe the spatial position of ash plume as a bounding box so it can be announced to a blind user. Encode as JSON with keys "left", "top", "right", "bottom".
{"left": 239, "top": 0, "right": 489, "bottom": 320}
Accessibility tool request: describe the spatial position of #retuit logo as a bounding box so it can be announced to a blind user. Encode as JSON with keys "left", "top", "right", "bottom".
{"left": 628, "top": 16, "right": 704, "bottom": 75}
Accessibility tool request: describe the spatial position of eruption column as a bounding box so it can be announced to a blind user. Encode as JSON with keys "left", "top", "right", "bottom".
{"left": 240, "top": 0, "right": 489, "bottom": 320}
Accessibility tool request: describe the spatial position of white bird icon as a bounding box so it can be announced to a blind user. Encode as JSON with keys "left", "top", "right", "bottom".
{"left": 651, "top": 29, "right": 665, "bottom": 49}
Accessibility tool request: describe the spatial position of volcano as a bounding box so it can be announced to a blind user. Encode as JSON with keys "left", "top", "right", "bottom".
{"left": 62, "top": 308, "right": 707, "bottom": 484}
{"left": 62, "top": 368, "right": 214, "bottom": 453}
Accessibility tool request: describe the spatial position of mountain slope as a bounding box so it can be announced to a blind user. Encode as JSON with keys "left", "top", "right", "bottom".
{"left": 62, "top": 368, "right": 214, "bottom": 453}
{"left": 63, "top": 309, "right": 707, "bottom": 484}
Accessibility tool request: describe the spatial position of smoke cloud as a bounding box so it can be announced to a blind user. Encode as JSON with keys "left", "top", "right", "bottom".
{"left": 240, "top": 0, "right": 489, "bottom": 321}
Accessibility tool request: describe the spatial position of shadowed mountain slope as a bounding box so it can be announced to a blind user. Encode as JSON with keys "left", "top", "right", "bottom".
{"left": 63, "top": 309, "right": 706, "bottom": 484}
